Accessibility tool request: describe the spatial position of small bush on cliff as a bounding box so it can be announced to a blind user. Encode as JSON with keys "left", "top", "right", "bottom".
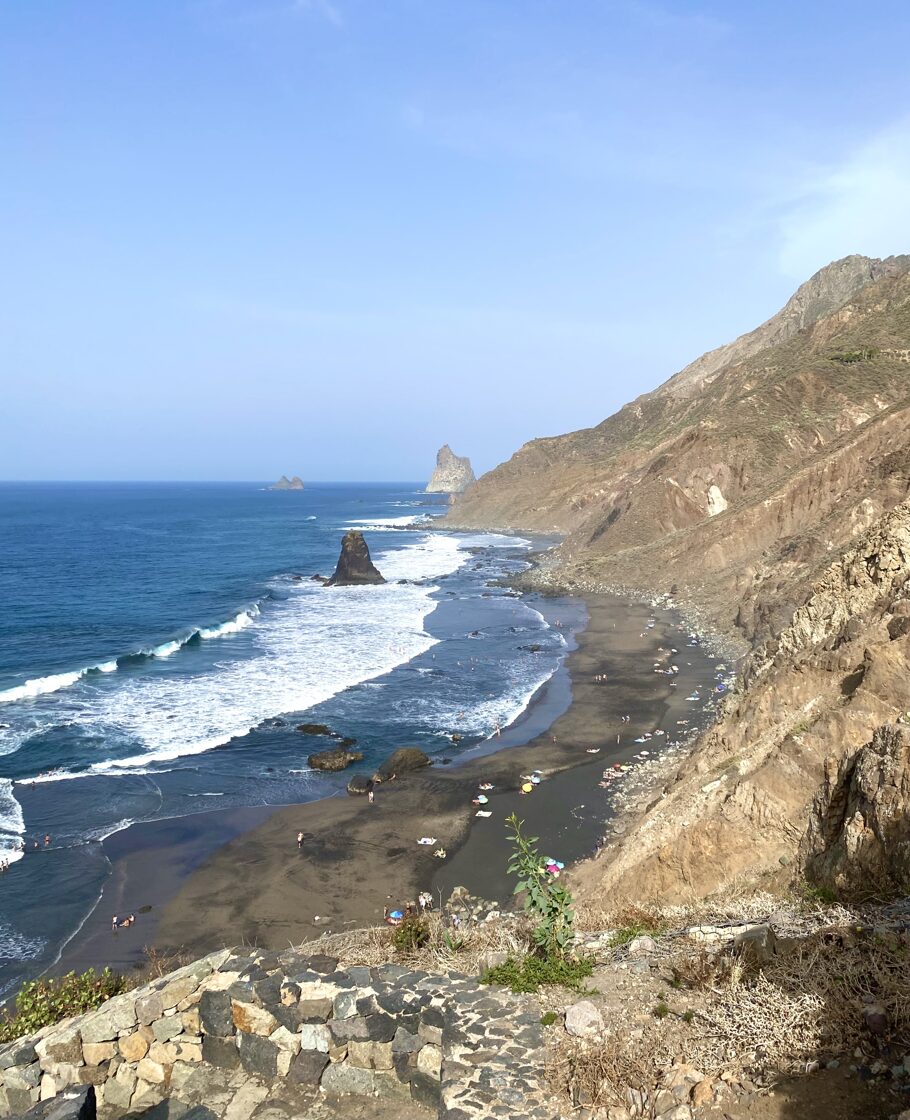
{"left": 0, "top": 968, "right": 130, "bottom": 1042}
{"left": 391, "top": 915, "right": 430, "bottom": 954}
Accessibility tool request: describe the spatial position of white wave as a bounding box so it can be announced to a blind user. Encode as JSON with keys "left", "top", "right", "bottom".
{"left": 0, "top": 606, "right": 263, "bottom": 707}
{"left": 198, "top": 605, "right": 260, "bottom": 640}
{"left": 344, "top": 514, "right": 432, "bottom": 531}
{"left": 0, "top": 917, "right": 43, "bottom": 962}
{"left": 21, "top": 532, "right": 470, "bottom": 780}
{"left": 0, "top": 779, "right": 25, "bottom": 864}
{"left": 0, "top": 670, "right": 84, "bottom": 705}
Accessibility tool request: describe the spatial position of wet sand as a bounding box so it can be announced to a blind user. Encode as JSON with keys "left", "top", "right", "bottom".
{"left": 58, "top": 595, "right": 720, "bottom": 974}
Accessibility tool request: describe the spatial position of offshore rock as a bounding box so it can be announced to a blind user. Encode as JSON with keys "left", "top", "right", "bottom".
{"left": 800, "top": 723, "right": 910, "bottom": 897}
{"left": 426, "top": 444, "right": 475, "bottom": 494}
{"left": 325, "top": 531, "right": 385, "bottom": 587}
{"left": 269, "top": 475, "right": 304, "bottom": 490}
{"left": 307, "top": 748, "right": 364, "bottom": 772}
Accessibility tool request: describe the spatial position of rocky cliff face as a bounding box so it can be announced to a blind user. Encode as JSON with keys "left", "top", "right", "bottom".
{"left": 426, "top": 445, "right": 475, "bottom": 494}
{"left": 442, "top": 252, "right": 910, "bottom": 903}
{"left": 800, "top": 722, "right": 910, "bottom": 897}
{"left": 325, "top": 531, "right": 385, "bottom": 586}
{"left": 571, "top": 498, "right": 910, "bottom": 906}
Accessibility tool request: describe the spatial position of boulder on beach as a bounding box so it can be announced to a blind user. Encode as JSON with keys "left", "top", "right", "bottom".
{"left": 308, "top": 747, "right": 364, "bottom": 772}
{"left": 346, "top": 774, "right": 374, "bottom": 796}
{"left": 374, "top": 747, "right": 431, "bottom": 781}
{"left": 326, "top": 531, "right": 385, "bottom": 587}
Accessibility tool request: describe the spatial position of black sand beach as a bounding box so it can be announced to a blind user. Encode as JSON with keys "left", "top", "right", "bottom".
{"left": 57, "top": 594, "right": 720, "bottom": 975}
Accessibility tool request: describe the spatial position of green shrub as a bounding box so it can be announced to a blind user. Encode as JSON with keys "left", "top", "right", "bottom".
{"left": 540, "top": 1010, "right": 558, "bottom": 1026}
{"left": 828, "top": 348, "right": 878, "bottom": 364}
{"left": 505, "top": 813, "right": 576, "bottom": 960}
{"left": 652, "top": 1001, "right": 670, "bottom": 1019}
{"left": 0, "top": 969, "right": 130, "bottom": 1043}
{"left": 391, "top": 915, "right": 430, "bottom": 953}
{"left": 480, "top": 953, "right": 594, "bottom": 994}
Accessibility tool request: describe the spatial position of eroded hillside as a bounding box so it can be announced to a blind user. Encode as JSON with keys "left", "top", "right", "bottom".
{"left": 447, "top": 255, "right": 910, "bottom": 645}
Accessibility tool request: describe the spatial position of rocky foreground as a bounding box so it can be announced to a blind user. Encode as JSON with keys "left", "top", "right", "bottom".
{"left": 6, "top": 879, "right": 910, "bottom": 1120}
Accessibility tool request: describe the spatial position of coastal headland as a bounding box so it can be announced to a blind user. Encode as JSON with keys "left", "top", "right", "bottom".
{"left": 56, "top": 593, "right": 723, "bottom": 975}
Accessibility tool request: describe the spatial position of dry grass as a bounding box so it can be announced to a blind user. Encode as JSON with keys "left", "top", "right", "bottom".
{"left": 549, "top": 1024, "right": 682, "bottom": 1113}
{"left": 301, "top": 911, "right": 534, "bottom": 976}
{"left": 549, "top": 915, "right": 910, "bottom": 1113}
{"left": 693, "top": 930, "right": 910, "bottom": 1068}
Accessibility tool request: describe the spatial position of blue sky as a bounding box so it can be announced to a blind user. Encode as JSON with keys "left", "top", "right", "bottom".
{"left": 2, "top": 1, "right": 909, "bottom": 481}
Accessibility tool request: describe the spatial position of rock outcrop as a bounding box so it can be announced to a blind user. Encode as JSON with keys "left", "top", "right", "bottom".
{"left": 307, "top": 747, "right": 364, "bottom": 772}
{"left": 325, "top": 532, "right": 385, "bottom": 587}
{"left": 800, "top": 722, "right": 910, "bottom": 897}
{"left": 426, "top": 446, "right": 475, "bottom": 494}
{"left": 270, "top": 475, "right": 304, "bottom": 490}
{"left": 374, "top": 747, "right": 431, "bottom": 781}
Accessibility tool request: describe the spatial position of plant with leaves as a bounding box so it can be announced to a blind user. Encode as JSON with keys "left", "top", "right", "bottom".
{"left": 0, "top": 968, "right": 130, "bottom": 1043}
{"left": 505, "top": 812, "right": 576, "bottom": 960}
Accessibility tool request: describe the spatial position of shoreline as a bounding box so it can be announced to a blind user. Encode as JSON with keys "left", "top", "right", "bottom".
{"left": 56, "top": 593, "right": 721, "bottom": 975}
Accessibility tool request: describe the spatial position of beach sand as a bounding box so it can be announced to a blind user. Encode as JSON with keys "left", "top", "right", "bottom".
{"left": 57, "top": 595, "right": 720, "bottom": 974}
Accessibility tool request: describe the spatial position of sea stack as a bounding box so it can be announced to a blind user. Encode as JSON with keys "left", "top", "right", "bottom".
{"left": 426, "top": 444, "right": 475, "bottom": 493}
{"left": 326, "top": 530, "right": 386, "bottom": 586}
{"left": 270, "top": 475, "right": 305, "bottom": 490}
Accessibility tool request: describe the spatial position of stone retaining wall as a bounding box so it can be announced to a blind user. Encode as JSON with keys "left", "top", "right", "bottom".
{"left": 0, "top": 947, "right": 556, "bottom": 1120}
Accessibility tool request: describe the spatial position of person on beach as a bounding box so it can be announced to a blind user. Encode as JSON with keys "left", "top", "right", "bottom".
{"left": 112, "top": 915, "right": 118, "bottom": 931}
{"left": 368, "top": 788, "right": 374, "bottom": 804}
{"left": 297, "top": 831, "right": 303, "bottom": 849}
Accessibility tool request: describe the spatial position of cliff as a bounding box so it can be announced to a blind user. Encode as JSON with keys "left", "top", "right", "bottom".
{"left": 444, "top": 252, "right": 910, "bottom": 901}
{"left": 570, "top": 498, "right": 910, "bottom": 905}
{"left": 446, "top": 254, "right": 910, "bottom": 643}
{"left": 425, "top": 446, "right": 475, "bottom": 494}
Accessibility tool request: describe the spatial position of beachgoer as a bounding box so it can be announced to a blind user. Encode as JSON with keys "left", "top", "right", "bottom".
{"left": 44, "top": 834, "right": 51, "bottom": 846}
{"left": 368, "top": 789, "right": 374, "bottom": 804}
{"left": 297, "top": 831, "right": 303, "bottom": 849}
{"left": 112, "top": 915, "right": 118, "bottom": 931}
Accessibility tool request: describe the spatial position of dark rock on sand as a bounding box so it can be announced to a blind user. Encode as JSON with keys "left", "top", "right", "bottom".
{"left": 308, "top": 748, "right": 364, "bottom": 772}
{"left": 375, "top": 747, "right": 431, "bottom": 781}
{"left": 347, "top": 774, "right": 374, "bottom": 796}
{"left": 325, "top": 531, "right": 385, "bottom": 587}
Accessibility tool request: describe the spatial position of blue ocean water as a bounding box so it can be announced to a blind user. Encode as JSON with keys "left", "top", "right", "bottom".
{"left": 0, "top": 482, "right": 573, "bottom": 993}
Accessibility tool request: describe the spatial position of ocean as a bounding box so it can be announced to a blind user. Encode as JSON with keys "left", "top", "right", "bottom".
{"left": 0, "top": 482, "right": 575, "bottom": 996}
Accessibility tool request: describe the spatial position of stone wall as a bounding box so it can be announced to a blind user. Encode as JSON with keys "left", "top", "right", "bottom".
{"left": 0, "top": 947, "right": 556, "bottom": 1120}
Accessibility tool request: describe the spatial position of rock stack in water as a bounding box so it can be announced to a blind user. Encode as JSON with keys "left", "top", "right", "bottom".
{"left": 426, "top": 444, "right": 475, "bottom": 493}
{"left": 325, "top": 531, "right": 385, "bottom": 586}
{"left": 270, "top": 475, "right": 304, "bottom": 490}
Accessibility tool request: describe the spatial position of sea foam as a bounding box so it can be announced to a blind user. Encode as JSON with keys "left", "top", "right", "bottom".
{"left": 23, "top": 532, "right": 468, "bottom": 780}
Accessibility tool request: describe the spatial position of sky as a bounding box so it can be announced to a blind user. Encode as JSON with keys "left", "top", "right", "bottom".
{"left": 2, "top": 1, "right": 910, "bottom": 481}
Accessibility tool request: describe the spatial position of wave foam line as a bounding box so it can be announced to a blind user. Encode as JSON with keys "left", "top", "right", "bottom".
{"left": 0, "top": 606, "right": 263, "bottom": 705}
{"left": 0, "top": 778, "right": 25, "bottom": 864}
{"left": 21, "top": 533, "right": 469, "bottom": 782}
